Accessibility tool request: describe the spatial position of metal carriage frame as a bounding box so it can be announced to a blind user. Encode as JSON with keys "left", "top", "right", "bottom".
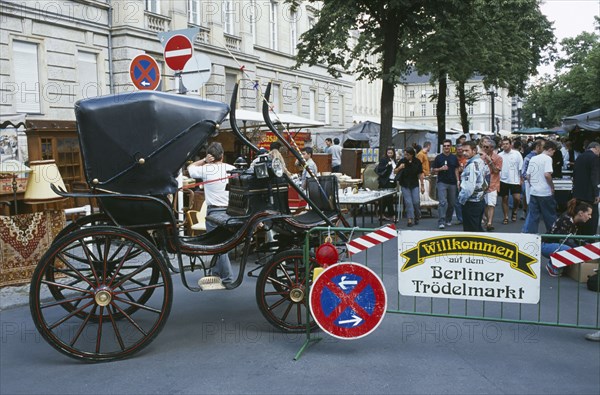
{"left": 29, "top": 83, "right": 349, "bottom": 362}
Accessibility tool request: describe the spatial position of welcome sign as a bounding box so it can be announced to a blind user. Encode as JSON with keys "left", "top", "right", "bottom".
{"left": 398, "top": 231, "right": 541, "bottom": 304}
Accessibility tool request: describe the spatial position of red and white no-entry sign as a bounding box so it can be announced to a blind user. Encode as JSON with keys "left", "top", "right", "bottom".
{"left": 164, "top": 34, "right": 193, "bottom": 71}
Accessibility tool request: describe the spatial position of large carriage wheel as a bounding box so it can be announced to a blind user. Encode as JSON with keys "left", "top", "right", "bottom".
{"left": 48, "top": 215, "right": 159, "bottom": 321}
{"left": 30, "top": 226, "right": 173, "bottom": 362}
{"left": 256, "top": 249, "right": 318, "bottom": 332}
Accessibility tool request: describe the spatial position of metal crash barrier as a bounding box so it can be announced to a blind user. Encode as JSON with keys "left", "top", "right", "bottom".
{"left": 297, "top": 227, "right": 599, "bottom": 359}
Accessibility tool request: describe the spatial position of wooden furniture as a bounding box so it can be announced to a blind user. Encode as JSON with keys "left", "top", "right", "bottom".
{"left": 312, "top": 153, "right": 332, "bottom": 173}
{"left": 25, "top": 120, "right": 84, "bottom": 212}
{"left": 341, "top": 149, "right": 362, "bottom": 178}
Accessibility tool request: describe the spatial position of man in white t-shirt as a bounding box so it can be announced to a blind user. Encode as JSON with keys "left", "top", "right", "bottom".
{"left": 187, "top": 142, "right": 235, "bottom": 283}
{"left": 522, "top": 140, "right": 557, "bottom": 234}
{"left": 498, "top": 138, "right": 524, "bottom": 224}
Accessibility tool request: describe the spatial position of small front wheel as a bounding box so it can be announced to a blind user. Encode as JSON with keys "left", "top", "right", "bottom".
{"left": 255, "top": 249, "right": 318, "bottom": 332}
{"left": 29, "top": 226, "right": 173, "bottom": 362}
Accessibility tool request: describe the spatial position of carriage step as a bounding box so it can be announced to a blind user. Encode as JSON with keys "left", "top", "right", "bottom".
{"left": 198, "top": 276, "right": 226, "bottom": 290}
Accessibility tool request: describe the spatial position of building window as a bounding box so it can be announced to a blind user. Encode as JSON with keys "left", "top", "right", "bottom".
{"left": 421, "top": 103, "right": 426, "bottom": 117}
{"left": 269, "top": 1, "right": 278, "bottom": 51}
{"left": 409, "top": 105, "right": 415, "bottom": 118}
{"left": 309, "top": 89, "right": 316, "bottom": 120}
{"left": 446, "top": 103, "right": 450, "bottom": 115}
{"left": 468, "top": 104, "right": 474, "bottom": 115}
{"left": 225, "top": 71, "right": 238, "bottom": 104}
{"left": 249, "top": 0, "right": 257, "bottom": 44}
{"left": 13, "top": 41, "right": 41, "bottom": 114}
{"left": 188, "top": 0, "right": 201, "bottom": 25}
{"left": 432, "top": 104, "right": 437, "bottom": 115}
{"left": 325, "top": 93, "right": 331, "bottom": 125}
{"left": 433, "top": 88, "right": 438, "bottom": 96}
{"left": 146, "top": 0, "right": 160, "bottom": 13}
{"left": 223, "top": 0, "right": 234, "bottom": 35}
{"left": 290, "top": 11, "right": 298, "bottom": 55}
{"left": 272, "top": 83, "right": 281, "bottom": 112}
{"left": 409, "top": 90, "right": 414, "bottom": 98}
{"left": 290, "top": 86, "right": 300, "bottom": 115}
{"left": 339, "top": 95, "right": 345, "bottom": 126}
{"left": 77, "top": 51, "right": 99, "bottom": 100}
{"left": 308, "top": 15, "right": 315, "bottom": 29}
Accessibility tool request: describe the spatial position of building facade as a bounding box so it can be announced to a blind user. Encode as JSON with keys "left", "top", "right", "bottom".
{"left": 0, "top": 0, "right": 353, "bottom": 131}
{"left": 353, "top": 71, "right": 514, "bottom": 136}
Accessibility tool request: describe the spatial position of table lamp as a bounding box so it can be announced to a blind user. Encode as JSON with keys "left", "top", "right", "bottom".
{"left": 24, "top": 160, "right": 67, "bottom": 205}
{"left": 0, "top": 159, "right": 32, "bottom": 215}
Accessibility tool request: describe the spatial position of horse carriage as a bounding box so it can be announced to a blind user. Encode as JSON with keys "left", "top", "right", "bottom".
{"left": 29, "top": 83, "right": 349, "bottom": 362}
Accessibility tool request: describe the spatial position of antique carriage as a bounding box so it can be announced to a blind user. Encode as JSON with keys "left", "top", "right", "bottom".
{"left": 29, "top": 84, "right": 348, "bottom": 362}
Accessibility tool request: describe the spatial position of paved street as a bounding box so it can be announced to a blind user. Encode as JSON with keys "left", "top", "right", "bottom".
{"left": 1, "top": 210, "right": 599, "bottom": 394}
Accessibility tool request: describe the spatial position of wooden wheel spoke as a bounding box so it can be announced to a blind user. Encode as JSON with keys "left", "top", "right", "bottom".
{"left": 113, "top": 282, "right": 164, "bottom": 296}
{"left": 267, "top": 295, "right": 288, "bottom": 311}
{"left": 266, "top": 275, "right": 291, "bottom": 290}
{"left": 69, "top": 305, "right": 97, "bottom": 347}
{"left": 78, "top": 239, "right": 102, "bottom": 284}
{"left": 95, "top": 306, "right": 104, "bottom": 354}
{"left": 56, "top": 252, "right": 97, "bottom": 289}
{"left": 112, "top": 258, "right": 155, "bottom": 289}
{"left": 41, "top": 279, "right": 94, "bottom": 296}
{"left": 106, "top": 307, "right": 126, "bottom": 351}
{"left": 112, "top": 296, "right": 162, "bottom": 314}
{"left": 278, "top": 263, "right": 295, "bottom": 285}
{"left": 48, "top": 299, "right": 96, "bottom": 330}
{"left": 40, "top": 294, "right": 92, "bottom": 309}
{"left": 264, "top": 290, "right": 289, "bottom": 296}
{"left": 280, "top": 300, "right": 294, "bottom": 322}
{"left": 107, "top": 242, "right": 135, "bottom": 287}
{"left": 110, "top": 302, "right": 149, "bottom": 336}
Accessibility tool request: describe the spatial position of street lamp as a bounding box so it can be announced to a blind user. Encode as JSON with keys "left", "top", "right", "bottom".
{"left": 532, "top": 112, "right": 536, "bottom": 127}
{"left": 488, "top": 87, "right": 496, "bottom": 135}
{"left": 517, "top": 100, "right": 523, "bottom": 130}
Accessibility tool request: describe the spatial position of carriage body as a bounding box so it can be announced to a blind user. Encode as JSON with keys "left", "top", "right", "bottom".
{"left": 29, "top": 90, "right": 346, "bottom": 362}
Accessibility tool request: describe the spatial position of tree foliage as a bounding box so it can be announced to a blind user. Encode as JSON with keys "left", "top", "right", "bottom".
{"left": 523, "top": 23, "right": 600, "bottom": 128}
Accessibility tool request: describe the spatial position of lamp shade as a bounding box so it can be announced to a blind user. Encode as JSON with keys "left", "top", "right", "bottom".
{"left": 24, "top": 160, "right": 67, "bottom": 204}
{"left": 0, "top": 159, "right": 31, "bottom": 175}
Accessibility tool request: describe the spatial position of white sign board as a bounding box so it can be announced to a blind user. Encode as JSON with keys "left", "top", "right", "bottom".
{"left": 398, "top": 231, "right": 541, "bottom": 304}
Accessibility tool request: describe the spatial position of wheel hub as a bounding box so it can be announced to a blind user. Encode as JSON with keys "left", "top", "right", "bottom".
{"left": 289, "top": 287, "right": 304, "bottom": 303}
{"left": 94, "top": 289, "right": 112, "bottom": 307}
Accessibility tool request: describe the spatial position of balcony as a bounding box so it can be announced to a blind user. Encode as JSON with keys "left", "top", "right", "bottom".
{"left": 224, "top": 33, "right": 241, "bottom": 52}
{"left": 190, "top": 25, "right": 211, "bottom": 45}
{"left": 145, "top": 11, "right": 171, "bottom": 33}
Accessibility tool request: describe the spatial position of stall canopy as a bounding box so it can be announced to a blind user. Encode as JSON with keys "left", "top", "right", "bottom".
{"left": 223, "top": 109, "right": 325, "bottom": 129}
{"left": 561, "top": 109, "right": 600, "bottom": 132}
{"left": 344, "top": 120, "right": 454, "bottom": 148}
{"left": 513, "top": 127, "right": 555, "bottom": 135}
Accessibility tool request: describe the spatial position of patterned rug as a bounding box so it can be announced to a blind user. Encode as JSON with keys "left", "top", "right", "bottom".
{"left": 0, "top": 211, "right": 65, "bottom": 287}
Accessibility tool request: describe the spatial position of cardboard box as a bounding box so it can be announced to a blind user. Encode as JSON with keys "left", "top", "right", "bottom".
{"left": 565, "top": 259, "right": 599, "bottom": 283}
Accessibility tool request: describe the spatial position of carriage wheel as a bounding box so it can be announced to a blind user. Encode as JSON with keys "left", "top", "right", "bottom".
{"left": 48, "top": 217, "right": 159, "bottom": 321}
{"left": 30, "top": 226, "right": 173, "bottom": 362}
{"left": 256, "top": 249, "right": 318, "bottom": 332}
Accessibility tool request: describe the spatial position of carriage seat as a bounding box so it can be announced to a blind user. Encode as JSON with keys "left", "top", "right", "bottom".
{"left": 205, "top": 208, "right": 247, "bottom": 232}
{"left": 288, "top": 175, "right": 341, "bottom": 226}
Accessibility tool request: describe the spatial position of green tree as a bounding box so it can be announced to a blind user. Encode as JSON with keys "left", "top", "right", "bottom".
{"left": 523, "top": 24, "right": 600, "bottom": 128}
{"left": 416, "top": 0, "right": 554, "bottom": 134}
{"left": 287, "top": 0, "right": 449, "bottom": 149}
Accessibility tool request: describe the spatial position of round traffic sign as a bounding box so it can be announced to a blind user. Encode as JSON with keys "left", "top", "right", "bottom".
{"left": 181, "top": 54, "right": 212, "bottom": 91}
{"left": 164, "top": 34, "right": 193, "bottom": 71}
{"left": 309, "top": 262, "right": 387, "bottom": 339}
{"left": 129, "top": 54, "right": 161, "bottom": 90}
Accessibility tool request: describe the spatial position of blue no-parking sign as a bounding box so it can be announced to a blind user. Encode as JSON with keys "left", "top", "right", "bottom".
{"left": 310, "top": 262, "right": 387, "bottom": 339}
{"left": 129, "top": 54, "right": 161, "bottom": 90}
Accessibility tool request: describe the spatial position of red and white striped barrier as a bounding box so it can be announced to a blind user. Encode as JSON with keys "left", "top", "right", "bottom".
{"left": 346, "top": 224, "right": 397, "bottom": 256}
{"left": 550, "top": 242, "right": 600, "bottom": 268}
